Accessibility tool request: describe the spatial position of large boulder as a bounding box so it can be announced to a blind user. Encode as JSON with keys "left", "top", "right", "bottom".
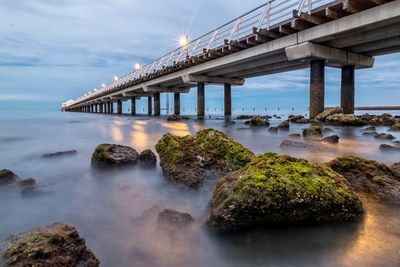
{"left": 303, "top": 126, "right": 322, "bottom": 138}
{"left": 326, "top": 114, "right": 368, "bottom": 126}
{"left": 315, "top": 107, "right": 343, "bottom": 122}
{"left": 91, "top": 144, "right": 139, "bottom": 165}
{"left": 245, "top": 116, "right": 270, "bottom": 127}
{"left": 328, "top": 156, "right": 400, "bottom": 203}
{"left": 0, "top": 169, "right": 19, "bottom": 187}
{"left": 138, "top": 149, "right": 157, "bottom": 166}
{"left": 278, "top": 120, "right": 290, "bottom": 129}
{"left": 390, "top": 123, "right": 400, "bottom": 131}
{"left": 206, "top": 153, "right": 363, "bottom": 233}
{"left": 155, "top": 129, "right": 254, "bottom": 188}
{"left": 1, "top": 222, "right": 100, "bottom": 267}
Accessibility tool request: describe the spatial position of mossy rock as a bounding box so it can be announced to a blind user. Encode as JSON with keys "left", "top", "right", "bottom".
{"left": 206, "top": 153, "right": 363, "bottom": 233}
{"left": 389, "top": 123, "right": 400, "bottom": 131}
{"left": 155, "top": 129, "right": 254, "bottom": 188}
{"left": 303, "top": 126, "right": 322, "bottom": 138}
{"left": 328, "top": 155, "right": 400, "bottom": 203}
{"left": 1, "top": 222, "right": 99, "bottom": 267}
{"left": 91, "top": 144, "right": 139, "bottom": 165}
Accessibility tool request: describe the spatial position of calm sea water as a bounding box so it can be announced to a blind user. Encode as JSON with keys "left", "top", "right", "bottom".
{"left": 0, "top": 109, "right": 399, "bottom": 267}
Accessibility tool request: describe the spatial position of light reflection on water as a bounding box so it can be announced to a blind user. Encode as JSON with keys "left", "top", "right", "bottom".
{"left": 0, "top": 111, "right": 399, "bottom": 267}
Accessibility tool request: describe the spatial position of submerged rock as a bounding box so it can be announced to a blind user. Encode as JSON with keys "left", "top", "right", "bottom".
{"left": 42, "top": 150, "right": 77, "bottom": 158}
{"left": 0, "top": 222, "right": 100, "bottom": 267}
{"left": 326, "top": 114, "right": 368, "bottom": 126}
{"left": 91, "top": 144, "right": 139, "bottom": 165}
{"left": 0, "top": 169, "right": 19, "bottom": 187}
{"left": 158, "top": 209, "right": 194, "bottom": 229}
{"left": 323, "top": 127, "right": 334, "bottom": 133}
{"left": 280, "top": 140, "right": 318, "bottom": 150}
{"left": 236, "top": 115, "right": 253, "bottom": 120}
{"left": 289, "top": 133, "right": 301, "bottom": 139}
{"left": 374, "top": 133, "right": 396, "bottom": 140}
{"left": 138, "top": 149, "right": 157, "bottom": 166}
{"left": 380, "top": 144, "right": 400, "bottom": 151}
{"left": 206, "top": 153, "right": 363, "bottom": 233}
{"left": 278, "top": 120, "right": 290, "bottom": 129}
{"left": 288, "top": 115, "right": 310, "bottom": 124}
{"left": 16, "top": 178, "right": 37, "bottom": 187}
{"left": 268, "top": 126, "right": 279, "bottom": 133}
{"left": 245, "top": 116, "right": 270, "bottom": 127}
{"left": 322, "top": 135, "right": 340, "bottom": 144}
{"left": 167, "top": 114, "right": 181, "bottom": 121}
{"left": 364, "top": 126, "right": 376, "bottom": 132}
{"left": 363, "top": 131, "right": 378, "bottom": 136}
{"left": 20, "top": 186, "right": 43, "bottom": 196}
{"left": 328, "top": 155, "right": 400, "bottom": 203}
{"left": 315, "top": 107, "right": 343, "bottom": 122}
{"left": 303, "top": 126, "right": 322, "bottom": 138}
{"left": 155, "top": 129, "right": 254, "bottom": 188}
{"left": 389, "top": 123, "right": 400, "bottom": 131}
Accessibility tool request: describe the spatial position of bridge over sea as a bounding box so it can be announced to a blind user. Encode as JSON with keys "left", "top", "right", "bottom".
{"left": 63, "top": 0, "right": 400, "bottom": 118}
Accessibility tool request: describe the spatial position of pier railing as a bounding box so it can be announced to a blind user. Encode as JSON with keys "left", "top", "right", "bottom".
{"left": 69, "top": 0, "right": 339, "bottom": 107}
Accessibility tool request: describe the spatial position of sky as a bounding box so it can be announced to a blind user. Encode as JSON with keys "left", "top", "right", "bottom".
{"left": 0, "top": 0, "right": 399, "bottom": 112}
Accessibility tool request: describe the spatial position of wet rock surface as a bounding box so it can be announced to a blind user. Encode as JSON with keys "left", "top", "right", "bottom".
{"left": 16, "top": 178, "right": 37, "bottom": 187}
{"left": 138, "top": 149, "right": 157, "bottom": 166}
{"left": 0, "top": 170, "right": 19, "bottom": 187}
{"left": 326, "top": 114, "right": 368, "bottom": 126}
{"left": 236, "top": 115, "right": 253, "bottom": 120}
{"left": 289, "top": 133, "right": 301, "bottom": 139}
{"left": 167, "top": 114, "right": 181, "bottom": 121}
{"left": 278, "top": 120, "right": 290, "bottom": 129}
{"left": 280, "top": 140, "right": 318, "bottom": 150}
{"left": 288, "top": 115, "right": 310, "bottom": 124}
{"left": 322, "top": 135, "right": 340, "bottom": 144}
{"left": 303, "top": 126, "right": 322, "bottom": 138}
{"left": 155, "top": 129, "right": 254, "bottom": 188}
{"left": 206, "top": 153, "right": 363, "bottom": 233}
{"left": 328, "top": 155, "right": 400, "bottom": 204}
{"left": 374, "top": 133, "right": 396, "bottom": 140}
{"left": 158, "top": 209, "right": 194, "bottom": 229}
{"left": 315, "top": 107, "right": 343, "bottom": 122}
{"left": 42, "top": 150, "right": 77, "bottom": 158}
{"left": 0, "top": 222, "right": 100, "bottom": 267}
{"left": 380, "top": 144, "right": 400, "bottom": 151}
{"left": 389, "top": 123, "right": 400, "bottom": 131}
{"left": 245, "top": 116, "right": 270, "bottom": 127}
{"left": 268, "top": 126, "right": 278, "bottom": 133}
{"left": 91, "top": 144, "right": 139, "bottom": 165}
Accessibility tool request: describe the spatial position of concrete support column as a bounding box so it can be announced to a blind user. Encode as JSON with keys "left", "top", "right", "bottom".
{"left": 154, "top": 93, "right": 161, "bottom": 116}
{"left": 174, "top": 92, "right": 180, "bottom": 115}
{"left": 148, "top": 97, "right": 152, "bottom": 116}
{"left": 89, "top": 105, "right": 92, "bottom": 113}
{"left": 197, "top": 82, "right": 205, "bottom": 117}
{"left": 341, "top": 65, "right": 355, "bottom": 114}
{"left": 100, "top": 103, "right": 103, "bottom": 113}
{"left": 111, "top": 102, "right": 114, "bottom": 114}
{"left": 106, "top": 102, "right": 109, "bottom": 114}
{"left": 224, "top": 83, "right": 232, "bottom": 116}
{"left": 309, "top": 60, "right": 325, "bottom": 119}
{"left": 131, "top": 96, "right": 136, "bottom": 116}
{"left": 117, "top": 100, "right": 122, "bottom": 114}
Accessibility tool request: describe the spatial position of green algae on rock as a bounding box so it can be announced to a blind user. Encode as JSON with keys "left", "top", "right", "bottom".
{"left": 91, "top": 144, "right": 139, "bottom": 165}
{"left": 206, "top": 153, "right": 363, "bottom": 233}
{"left": 155, "top": 129, "right": 254, "bottom": 188}
{"left": 328, "top": 155, "right": 400, "bottom": 204}
{"left": 303, "top": 125, "right": 323, "bottom": 138}
{"left": 1, "top": 222, "right": 99, "bottom": 267}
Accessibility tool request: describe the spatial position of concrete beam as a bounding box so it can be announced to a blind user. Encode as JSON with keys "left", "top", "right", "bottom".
{"left": 182, "top": 74, "right": 245, "bottom": 86}
{"left": 285, "top": 42, "right": 374, "bottom": 68}
{"left": 143, "top": 86, "right": 190, "bottom": 93}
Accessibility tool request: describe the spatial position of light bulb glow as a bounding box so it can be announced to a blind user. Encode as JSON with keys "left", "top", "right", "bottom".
{"left": 134, "top": 63, "right": 142, "bottom": 70}
{"left": 102, "top": 83, "right": 106, "bottom": 87}
{"left": 114, "top": 76, "right": 119, "bottom": 81}
{"left": 178, "top": 34, "right": 189, "bottom": 47}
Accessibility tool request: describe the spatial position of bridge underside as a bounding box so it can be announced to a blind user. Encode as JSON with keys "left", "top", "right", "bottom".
{"left": 66, "top": 1, "right": 400, "bottom": 118}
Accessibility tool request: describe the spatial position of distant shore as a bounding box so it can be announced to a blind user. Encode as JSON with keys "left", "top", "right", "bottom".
{"left": 355, "top": 106, "right": 400, "bottom": 111}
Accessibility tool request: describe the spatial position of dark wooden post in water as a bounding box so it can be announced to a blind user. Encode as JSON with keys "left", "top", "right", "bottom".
{"left": 131, "top": 97, "right": 136, "bottom": 116}
{"left": 174, "top": 92, "right": 180, "bottom": 115}
{"left": 117, "top": 100, "right": 122, "bottom": 114}
{"left": 224, "top": 83, "right": 232, "bottom": 116}
{"left": 309, "top": 60, "right": 325, "bottom": 119}
{"left": 341, "top": 65, "right": 355, "bottom": 114}
{"left": 148, "top": 97, "right": 152, "bottom": 116}
{"left": 197, "top": 82, "right": 205, "bottom": 117}
{"left": 154, "top": 93, "right": 161, "bottom": 116}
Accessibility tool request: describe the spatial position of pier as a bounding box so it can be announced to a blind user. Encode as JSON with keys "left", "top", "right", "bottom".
{"left": 63, "top": 0, "right": 400, "bottom": 119}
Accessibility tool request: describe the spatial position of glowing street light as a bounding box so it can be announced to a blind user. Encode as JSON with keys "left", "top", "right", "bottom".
{"left": 114, "top": 75, "right": 119, "bottom": 81}
{"left": 94, "top": 88, "right": 98, "bottom": 91}
{"left": 102, "top": 83, "right": 106, "bottom": 88}
{"left": 178, "top": 34, "right": 190, "bottom": 59}
{"left": 134, "top": 63, "right": 142, "bottom": 71}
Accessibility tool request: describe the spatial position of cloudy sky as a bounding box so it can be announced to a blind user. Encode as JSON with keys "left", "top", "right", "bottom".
{"left": 0, "top": 0, "right": 399, "bottom": 111}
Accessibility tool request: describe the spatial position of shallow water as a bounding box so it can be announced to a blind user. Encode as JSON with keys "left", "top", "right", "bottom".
{"left": 0, "top": 110, "right": 399, "bottom": 267}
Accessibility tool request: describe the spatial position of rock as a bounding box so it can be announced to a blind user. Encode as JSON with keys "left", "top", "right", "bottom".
{"left": 363, "top": 131, "right": 378, "bottom": 136}
{"left": 91, "top": 144, "right": 139, "bottom": 165}
{"left": 280, "top": 140, "right": 318, "bottom": 150}
{"left": 167, "top": 114, "right": 181, "bottom": 121}
{"left": 21, "top": 186, "right": 42, "bottom": 196}
{"left": 42, "top": 150, "right": 77, "bottom": 158}
{"left": 379, "top": 144, "right": 400, "bottom": 151}
{"left": 0, "top": 169, "right": 19, "bottom": 187}
{"left": 289, "top": 115, "right": 310, "bottom": 124}
{"left": 303, "top": 126, "right": 322, "bottom": 138}
{"left": 206, "top": 153, "right": 363, "bottom": 233}
{"left": 323, "top": 127, "right": 334, "bottom": 133}
{"left": 0, "top": 222, "right": 100, "bottom": 267}
{"left": 389, "top": 123, "right": 400, "bottom": 131}
{"left": 315, "top": 107, "right": 343, "bottom": 122}
{"left": 328, "top": 155, "right": 400, "bottom": 203}
{"left": 245, "top": 116, "right": 270, "bottom": 127}
{"left": 326, "top": 114, "right": 368, "bottom": 126}
{"left": 138, "top": 149, "right": 157, "bottom": 166}
{"left": 393, "top": 141, "right": 400, "bottom": 146}
{"left": 364, "top": 126, "right": 376, "bottom": 132}
{"left": 323, "top": 135, "right": 340, "bottom": 144}
{"left": 289, "top": 133, "right": 301, "bottom": 139}
{"left": 278, "top": 120, "right": 290, "bottom": 129}
{"left": 16, "top": 178, "right": 37, "bottom": 186}
{"left": 155, "top": 129, "right": 254, "bottom": 188}
{"left": 236, "top": 115, "right": 253, "bottom": 120}
{"left": 374, "top": 133, "right": 396, "bottom": 140}
{"left": 268, "top": 126, "right": 279, "bottom": 133}
{"left": 157, "top": 209, "right": 194, "bottom": 229}
{"left": 391, "top": 163, "right": 400, "bottom": 174}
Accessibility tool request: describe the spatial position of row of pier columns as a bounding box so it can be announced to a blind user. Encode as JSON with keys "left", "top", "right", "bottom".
{"left": 309, "top": 60, "right": 355, "bottom": 118}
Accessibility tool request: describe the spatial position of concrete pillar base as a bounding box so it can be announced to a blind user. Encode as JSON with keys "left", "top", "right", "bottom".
{"left": 309, "top": 60, "right": 325, "bottom": 119}
{"left": 224, "top": 83, "right": 232, "bottom": 116}
{"left": 341, "top": 65, "right": 355, "bottom": 114}
{"left": 148, "top": 97, "right": 152, "bottom": 116}
{"left": 117, "top": 100, "right": 122, "bottom": 114}
{"left": 174, "top": 93, "right": 180, "bottom": 115}
{"left": 131, "top": 97, "right": 136, "bottom": 116}
{"left": 154, "top": 93, "right": 160, "bottom": 116}
{"left": 197, "top": 82, "right": 205, "bottom": 117}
